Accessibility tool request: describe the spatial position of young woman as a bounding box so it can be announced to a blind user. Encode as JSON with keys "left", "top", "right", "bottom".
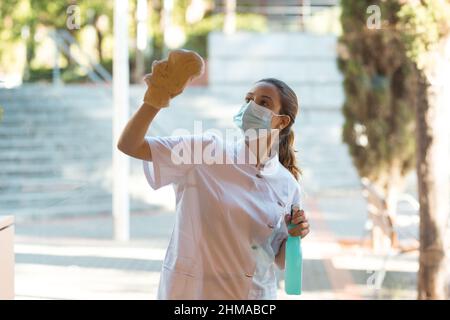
{"left": 118, "top": 76, "right": 310, "bottom": 300}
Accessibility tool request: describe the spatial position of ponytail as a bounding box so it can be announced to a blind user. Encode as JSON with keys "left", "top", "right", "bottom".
{"left": 279, "top": 128, "right": 301, "bottom": 181}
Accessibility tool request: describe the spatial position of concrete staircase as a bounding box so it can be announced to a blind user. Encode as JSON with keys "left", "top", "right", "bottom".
{"left": 207, "top": 31, "right": 344, "bottom": 110}
{"left": 0, "top": 85, "right": 260, "bottom": 221}
{"left": 0, "top": 32, "right": 363, "bottom": 221}
{"left": 0, "top": 83, "right": 361, "bottom": 221}
{"left": 0, "top": 85, "right": 152, "bottom": 220}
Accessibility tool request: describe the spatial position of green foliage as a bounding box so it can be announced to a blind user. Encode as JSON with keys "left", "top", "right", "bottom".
{"left": 0, "top": 0, "right": 28, "bottom": 39}
{"left": 148, "top": 0, "right": 266, "bottom": 60}
{"left": 398, "top": 0, "right": 450, "bottom": 70}
{"left": 0, "top": 0, "right": 267, "bottom": 81}
{"left": 0, "top": 0, "right": 114, "bottom": 77}
{"left": 0, "top": 0, "right": 30, "bottom": 73}
{"left": 339, "top": 0, "right": 417, "bottom": 186}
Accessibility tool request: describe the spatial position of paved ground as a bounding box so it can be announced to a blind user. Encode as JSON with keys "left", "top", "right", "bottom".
{"left": 13, "top": 191, "right": 419, "bottom": 300}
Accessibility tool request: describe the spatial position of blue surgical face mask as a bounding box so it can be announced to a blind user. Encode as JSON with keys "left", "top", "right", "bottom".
{"left": 233, "top": 100, "right": 281, "bottom": 133}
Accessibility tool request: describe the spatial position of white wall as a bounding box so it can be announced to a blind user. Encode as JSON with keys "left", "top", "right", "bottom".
{"left": 0, "top": 216, "right": 14, "bottom": 300}
{"left": 207, "top": 31, "right": 344, "bottom": 109}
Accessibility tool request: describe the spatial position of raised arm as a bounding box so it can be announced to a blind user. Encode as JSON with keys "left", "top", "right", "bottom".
{"left": 117, "top": 49, "right": 205, "bottom": 162}
{"left": 117, "top": 102, "right": 159, "bottom": 161}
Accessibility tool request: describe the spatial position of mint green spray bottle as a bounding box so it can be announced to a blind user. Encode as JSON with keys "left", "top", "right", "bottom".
{"left": 285, "top": 204, "right": 303, "bottom": 295}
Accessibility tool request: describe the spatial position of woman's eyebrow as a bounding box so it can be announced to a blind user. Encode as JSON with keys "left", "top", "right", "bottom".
{"left": 246, "top": 93, "right": 273, "bottom": 104}
{"left": 261, "top": 95, "right": 273, "bottom": 102}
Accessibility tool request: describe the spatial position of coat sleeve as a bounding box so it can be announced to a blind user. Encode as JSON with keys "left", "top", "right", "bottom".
{"left": 142, "top": 133, "right": 216, "bottom": 190}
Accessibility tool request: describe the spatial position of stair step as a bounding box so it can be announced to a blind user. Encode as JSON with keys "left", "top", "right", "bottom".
{"left": 0, "top": 139, "right": 112, "bottom": 150}
{"left": 2, "top": 199, "right": 150, "bottom": 221}
{"left": 0, "top": 129, "right": 111, "bottom": 140}
{"left": 0, "top": 178, "right": 98, "bottom": 192}
{"left": 0, "top": 149, "right": 108, "bottom": 161}
{"left": 0, "top": 181, "right": 108, "bottom": 197}
{"left": 0, "top": 190, "right": 112, "bottom": 208}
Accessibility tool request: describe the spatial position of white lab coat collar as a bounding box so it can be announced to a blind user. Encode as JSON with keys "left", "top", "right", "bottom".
{"left": 234, "top": 135, "right": 280, "bottom": 175}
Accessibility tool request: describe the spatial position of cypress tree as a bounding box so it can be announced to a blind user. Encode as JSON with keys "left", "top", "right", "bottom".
{"left": 338, "top": 0, "right": 417, "bottom": 251}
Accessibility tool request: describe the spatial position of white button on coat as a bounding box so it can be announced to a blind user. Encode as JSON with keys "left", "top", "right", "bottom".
{"left": 142, "top": 132, "right": 302, "bottom": 299}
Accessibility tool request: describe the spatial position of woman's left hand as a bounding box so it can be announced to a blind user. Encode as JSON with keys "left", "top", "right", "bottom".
{"left": 284, "top": 208, "right": 310, "bottom": 238}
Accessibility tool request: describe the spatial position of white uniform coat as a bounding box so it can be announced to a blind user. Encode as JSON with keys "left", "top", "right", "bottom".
{"left": 142, "top": 132, "right": 301, "bottom": 299}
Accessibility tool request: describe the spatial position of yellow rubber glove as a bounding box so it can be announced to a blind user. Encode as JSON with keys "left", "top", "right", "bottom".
{"left": 143, "top": 49, "right": 205, "bottom": 108}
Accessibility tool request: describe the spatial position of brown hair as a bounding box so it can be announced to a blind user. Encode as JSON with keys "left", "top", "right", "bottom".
{"left": 256, "top": 78, "right": 301, "bottom": 180}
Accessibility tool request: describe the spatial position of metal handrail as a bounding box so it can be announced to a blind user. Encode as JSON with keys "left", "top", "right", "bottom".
{"left": 55, "top": 29, "right": 112, "bottom": 83}
{"left": 51, "top": 32, "right": 106, "bottom": 84}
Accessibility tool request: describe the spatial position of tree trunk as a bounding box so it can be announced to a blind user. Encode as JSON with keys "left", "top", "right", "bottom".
{"left": 369, "top": 194, "right": 394, "bottom": 254}
{"left": 23, "top": 24, "right": 37, "bottom": 82}
{"left": 416, "top": 39, "right": 450, "bottom": 299}
{"left": 367, "top": 175, "right": 402, "bottom": 254}
{"left": 96, "top": 27, "right": 104, "bottom": 64}
{"left": 384, "top": 172, "right": 404, "bottom": 249}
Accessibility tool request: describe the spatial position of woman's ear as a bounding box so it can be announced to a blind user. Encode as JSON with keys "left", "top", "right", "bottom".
{"left": 278, "top": 115, "right": 291, "bottom": 130}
